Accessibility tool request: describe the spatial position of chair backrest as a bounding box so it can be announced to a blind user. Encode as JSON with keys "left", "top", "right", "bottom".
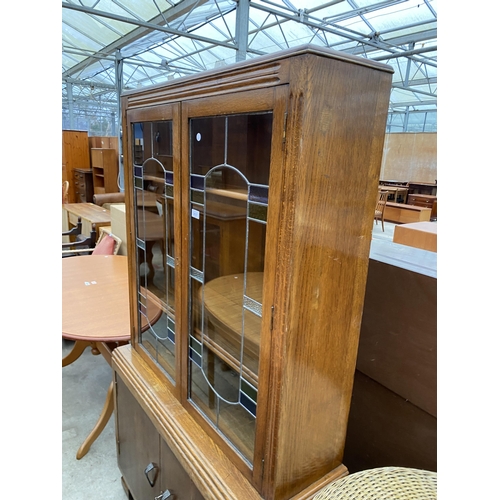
{"left": 62, "top": 224, "right": 97, "bottom": 256}
{"left": 62, "top": 216, "right": 82, "bottom": 238}
{"left": 375, "top": 190, "right": 389, "bottom": 214}
{"left": 92, "top": 230, "right": 122, "bottom": 255}
{"left": 62, "top": 181, "right": 69, "bottom": 204}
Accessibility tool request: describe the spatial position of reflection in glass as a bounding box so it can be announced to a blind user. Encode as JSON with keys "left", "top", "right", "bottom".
{"left": 188, "top": 112, "right": 272, "bottom": 465}
{"left": 133, "top": 120, "right": 176, "bottom": 384}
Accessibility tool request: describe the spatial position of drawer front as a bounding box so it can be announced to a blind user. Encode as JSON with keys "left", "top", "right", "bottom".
{"left": 75, "top": 190, "right": 87, "bottom": 203}
{"left": 408, "top": 195, "right": 433, "bottom": 207}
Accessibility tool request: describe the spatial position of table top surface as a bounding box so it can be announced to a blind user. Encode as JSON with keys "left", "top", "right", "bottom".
{"left": 394, "top": 221, "right": 437, "bottom": 234}
{"left": 408, "top": 193, "right": 437, "bottom": 200}
{"left": 136, "top": 208, "right": 164, "bottom": 240}
{"left": 202, "top": 272, "right": 263, "bottom": 351}
{"left": 379, "top": 185, "right": 409, "bottom": 192}
{"left": 62, "top": 255, "right": 139, "bottom": 342}
{"left": 63, "top": 203, "right": 111, "bottom": 223}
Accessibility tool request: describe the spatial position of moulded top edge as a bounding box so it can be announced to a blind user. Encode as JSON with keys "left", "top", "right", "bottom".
{"left": 122, "top": 43, "right": 393, "bottom": 98}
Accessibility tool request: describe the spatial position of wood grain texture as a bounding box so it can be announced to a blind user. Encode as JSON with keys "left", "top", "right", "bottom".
{"left": 62, "top": 130, "right": 91, "bottom": 203}
{"left": 62, "top": 255, "right": 131, "bottom": 342}
{"left": 393, "top": 221, "right": 437, "bottom": 252}
{"left": 90, "top": 148, "right": 119, "bottom": 194}
{"left": 384, "top": 202, "right": 431, "bottom": 223}
{"left": 380, "top": 133, "right": 437, "bottom": 184}
{"left": 264, "top": 52, "right": 393, "bottom": 500}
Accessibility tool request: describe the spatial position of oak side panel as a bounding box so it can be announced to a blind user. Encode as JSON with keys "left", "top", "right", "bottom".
{"left": 267, "top": 54, "right": 392, "bottom": 499}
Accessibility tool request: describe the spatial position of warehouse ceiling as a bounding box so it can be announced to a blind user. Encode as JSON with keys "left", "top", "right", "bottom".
{"left": 62, "top": 0, "right": 437, "bottom": 133}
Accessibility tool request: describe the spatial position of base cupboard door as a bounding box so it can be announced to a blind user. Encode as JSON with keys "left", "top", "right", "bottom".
{"left": 116, "top": 375, "right": 161, "bottom": 500}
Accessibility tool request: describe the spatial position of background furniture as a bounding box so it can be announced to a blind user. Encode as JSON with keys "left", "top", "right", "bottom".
{"left": 62, "top": 130, "right": 90, "bottom": 204}
{"left": 62, "top": 222, "right": 97, "bottom": 257}
{"left": 408, "top": 182, "right": 437, "bottom": 196}
{"left": 62, "top": 202, "right": 111, "bottom": 237}
{"left": 343, "top": 240, "right": 437, "bottom": 474}
{"left": 73, "top": 168, "right": 94, "bottom": 203}
{"left": 384, "top": 202, "right": 431, "bottom": 224}
{"left": 93, "top": 192, "right": 126, "bottom": 208}
{"left": 91, "top": 148, "right": 119, "bottom": 194}
{"left": 95, "top": 228, "right": 122, "bottom": 255}
{"left": 393, "top": 221, "right": 437, "bottom": 252}
{"left": 62, "top": 181, "right": 69, "bottom": 204}
{"left": 379, "top": 185, "right": 408, "bottom": 204}
{"left": 62, "top": 255, "right": 161, "bottom": 459}
{"left": 374, "top": 190, "right": 389, "bottom": 231}
{"left": 312, "top": 467, "right": 437, "bottom": 500}
{"left": 113, "top": 44, "right": 393, "bottom": 500}
{"left": 407, "top": 194, "right": 437, "bottom": 220}
{"left": 89, "top": 135, "right": 119, "bottom": 151}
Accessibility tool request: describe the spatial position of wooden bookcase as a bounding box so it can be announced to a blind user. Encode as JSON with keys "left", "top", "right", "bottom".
{"left": 90, "top": 148, "right": 119, "bottom": 194}
{"left": 113, "top": 44, "right": 393, "bottom": 500}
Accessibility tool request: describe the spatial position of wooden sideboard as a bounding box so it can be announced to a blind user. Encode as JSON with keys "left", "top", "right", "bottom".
{"left": 408, "top": 182, "right": 437, "bottom": 196}
{"left": 73, "top": 168, "right": 94, "bottom": 203}
{"left": 343, "top": 239, "right": 437, "bottom": 473}
{"left": 384, "top": 202, "right": 431, "bottom": 224}
{"left": 393, "top": 221, "right": 437, "bottom": 252}
{"left": 407, "top": 194, "right": 437, "bottom": 220}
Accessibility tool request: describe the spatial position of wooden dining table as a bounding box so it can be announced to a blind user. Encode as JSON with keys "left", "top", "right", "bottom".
{"left": 200, "top": 272, "right": 263, "bottom": 387}
{"left": 379, "top": 185, "right": 409, "bottom": 204}
{"left": 62, "top": 202, "right": 112, "bottom": 236}
{"left": 62, "top": 254, "right": 161, "bottom": 459}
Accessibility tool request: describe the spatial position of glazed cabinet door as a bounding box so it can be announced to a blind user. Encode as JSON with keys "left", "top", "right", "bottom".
{"left": 126, "top": 104, "right": 182, "bottom": 394}
{"left": 182, "top": 86, "right": 288, "bottom": 485}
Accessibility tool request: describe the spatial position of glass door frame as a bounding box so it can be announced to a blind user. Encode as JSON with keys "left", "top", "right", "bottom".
{"left": 124, "top": 102, "right": 184, "bottom": 401}
{"left": 179, "top": 85, "right": 289, "bottom": 488}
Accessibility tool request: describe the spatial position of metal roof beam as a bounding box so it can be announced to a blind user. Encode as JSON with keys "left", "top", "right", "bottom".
{"left": 62, "top": 0, "right": 234, "bottom": 78}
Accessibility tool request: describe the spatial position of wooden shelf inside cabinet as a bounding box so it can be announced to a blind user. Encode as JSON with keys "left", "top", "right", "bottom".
{"left": 116, "top": 44, "right": 393, "bottom": 500}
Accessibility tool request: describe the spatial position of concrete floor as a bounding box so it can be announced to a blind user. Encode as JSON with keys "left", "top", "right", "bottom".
{"left": 60, "top": 220, "right": 402, "bottom": 499}
{"left": 62, "top": 339, "right": 127, "bottom": 500}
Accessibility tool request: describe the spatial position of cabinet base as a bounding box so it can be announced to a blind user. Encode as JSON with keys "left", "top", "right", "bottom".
{"left": 113, "top": 345, "right": 348, "bottom": 500}
{"left": 120, "top": 476, "right": 133, "bottom": 500}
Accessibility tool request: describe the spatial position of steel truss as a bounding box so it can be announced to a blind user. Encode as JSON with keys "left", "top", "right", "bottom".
{"left": 62, "top": 0, "right": 437, "bottom": 132}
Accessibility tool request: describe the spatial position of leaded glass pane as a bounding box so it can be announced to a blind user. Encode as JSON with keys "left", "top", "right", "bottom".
{"left": 133, "top": 119, "right": 177, "bottom": 385}
{"left": 188, "top": 111, "right": 272, "bottom": 465}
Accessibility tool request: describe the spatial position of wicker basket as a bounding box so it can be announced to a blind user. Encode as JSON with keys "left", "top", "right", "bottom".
{"left": 312, "top": 467, "right": 437, "bottom": 500}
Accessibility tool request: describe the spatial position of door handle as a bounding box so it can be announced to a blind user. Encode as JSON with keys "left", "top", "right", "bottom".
{"left": 155, "top": 490, "right": 173, "bottom": 499}
{"left": 144, "top": 462, "right": 159, "bottom": 487}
